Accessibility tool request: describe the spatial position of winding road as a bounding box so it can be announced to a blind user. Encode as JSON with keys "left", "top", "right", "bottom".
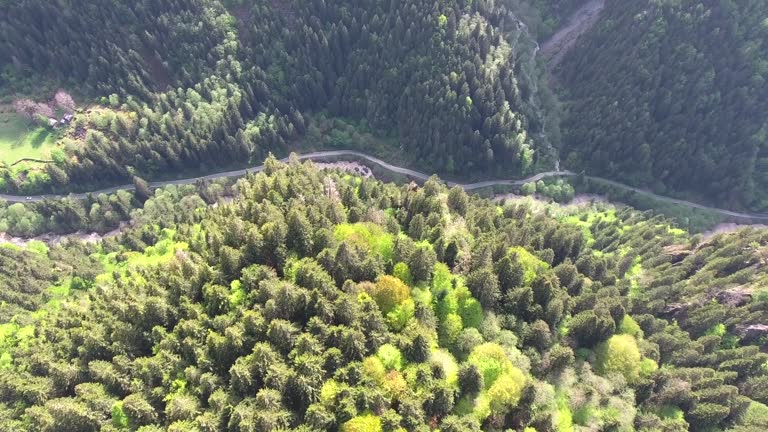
{"left": 3, "top": 149, "right": 768, "bottom": 222}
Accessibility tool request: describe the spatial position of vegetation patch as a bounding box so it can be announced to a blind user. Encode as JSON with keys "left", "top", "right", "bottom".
{"left": 0, "top": 112, "right": 57, "bottom": 164}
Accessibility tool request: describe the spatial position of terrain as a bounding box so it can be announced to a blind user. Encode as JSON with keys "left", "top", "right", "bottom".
{"left": 1, "top": 1, "right": 768, "bottom": 431}
{"left": 555, "top": 0, "right": 768, "bottom": 211}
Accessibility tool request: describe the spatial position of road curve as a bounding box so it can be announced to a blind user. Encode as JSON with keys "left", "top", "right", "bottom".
{"left": 2, "top": 149, "right": 768, "bottom": 221}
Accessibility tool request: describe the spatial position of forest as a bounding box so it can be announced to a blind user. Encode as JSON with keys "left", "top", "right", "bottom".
{"left": 556, "top": 0, "right": 768, "bottom": 211}
{"left": 0, "top": 0, "right": 553, "bottom": 196}
{"left": 0, "top": 158, "right": 767, "bottom": 431}
{"left": 1, "top": 1, "right": 768, "bottom": 430}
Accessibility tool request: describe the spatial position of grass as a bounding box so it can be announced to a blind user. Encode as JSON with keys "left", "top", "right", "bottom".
{"left": 0, "top": 112, "right": 57, "bottom": 164}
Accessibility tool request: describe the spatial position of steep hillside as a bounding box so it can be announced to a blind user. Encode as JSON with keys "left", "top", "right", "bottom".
{"left": 0, "top": 0, "right": 551, "bottom": 194}
{"left": 556, "top": 0, "right": 768, "bottom": 211}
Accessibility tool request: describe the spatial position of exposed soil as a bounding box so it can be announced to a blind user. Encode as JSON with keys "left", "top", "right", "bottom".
{"left": 540, "top": 0, "right": 605, "bottom": 72}
{"left": 701, "top": 223, "right": 768, "bottom": 240}
{"left": 0, "top": 223, "right": 126, "bottom": 247}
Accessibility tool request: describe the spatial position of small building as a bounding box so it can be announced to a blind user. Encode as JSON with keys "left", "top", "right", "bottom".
{"left": 63, "top": 113, "right": 74, "bottom": 122}
{"left": 48, "top": 118, "right": 58, "bottom": 128}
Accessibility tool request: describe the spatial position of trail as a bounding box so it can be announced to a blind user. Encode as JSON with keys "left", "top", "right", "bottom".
{"left": 540, "top": 0, "right": 605, "bottom": 71}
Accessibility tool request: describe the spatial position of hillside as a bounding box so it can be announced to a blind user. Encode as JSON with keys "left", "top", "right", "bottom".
{"left": 0, "top": 0, "right": 552, "bottom": 195}
{"left": 556, "top": 0, "right": 768, "bottom": 211}
{"left": 0, "top": 159, "right": 767, "bottom": 431}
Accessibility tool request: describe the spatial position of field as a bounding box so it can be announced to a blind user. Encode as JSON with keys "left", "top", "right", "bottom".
{"left": 0, "top": 112, "right": 57, "bottom": 164}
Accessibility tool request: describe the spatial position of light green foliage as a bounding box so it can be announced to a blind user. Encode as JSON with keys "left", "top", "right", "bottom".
{"left": 340, "top": 414, "right": 383, "bottom": 432}
{"left": 456, "top": 288, "right": 483, "bottom": 329}
{"left": 618, "top": 315, "right": 643, "bottom": 338}
{"left": 430, "top": 349, "right": 459, "bottom": 386}
{"left": 467, "top": 343, "right": 514, "bottom": 388}
{"left": 595, "top": 334, "right": 642, "bottom": 383}
{"left": 440, "top": 313, "right": 463, "bottom": 346}
{"left": 0, "top": 322, "right": 35, "bottom": 368}
{"left": 386, "top": 299, "right": 415, "bottom": 331}
{"left": 335, "top": 223, "right": 394, "bottom": 262}
{"left": 25, "top": 240, "right": 48, "bottom": 255}
{"left": 436, "top": 276, "right": 482, "bottom": 331}
{"left": 509, "top": 246, "right": 550, "bottom": 285}
{"left": 706, "top": 323, "right": 727, "bottom": 337}
{"left": 363, "top": 357, "right": 386, "bottom": 384}
{"left": 392, "top": 262, "right": 412, "bottom": 285}
{"left": 377, "top": 344, "right": 403, "bottom": 371}
{"left": 319, "top": 380, "right": 342, "bottom": 407}
{"left": 736, "top": 402, "right": 768, "bottom": 429}
{"left": 520, "top": 182, "right": 536, "bottom": 196}
{"left": 112, "top": 402, "right": 129, "bottom": 429}
{"left": 229, "top": 280, "right": 245, "bottom": 308}
{"left": 487, "top": 369, "right": 527, "bottom": 414}
{"left": 640, "top": 358, "right": 658, "bottom": 378}
{"left": 432, "top": 262, "right": 453, "bottom": 296}
{"left": 0, "top": 112, "right": 58, "bottom": 164}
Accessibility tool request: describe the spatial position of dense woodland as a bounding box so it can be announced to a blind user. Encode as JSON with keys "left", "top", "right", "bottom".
{"left": 0, "top": 0, "right": 552, "bottom": 195}
{"left": 2, "top": 2, "right": 768, "bottom": 430}
{"left": 0, "top": 159, "right": 767, "bottom": 431}
{"left": 557, "top": 0, "right": 768, "bottom": 211}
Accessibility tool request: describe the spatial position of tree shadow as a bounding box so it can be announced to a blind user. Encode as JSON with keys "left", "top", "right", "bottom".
{"left": 26, "top": 128, "right": 52, "bottom": 149}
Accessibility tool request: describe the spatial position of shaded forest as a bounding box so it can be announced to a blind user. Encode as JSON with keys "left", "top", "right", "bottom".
{"left": 0, "top": 0, "right": 552, "bottom": 194}
{"left": 557, "top": 0, "right": 768, "bottom": 211}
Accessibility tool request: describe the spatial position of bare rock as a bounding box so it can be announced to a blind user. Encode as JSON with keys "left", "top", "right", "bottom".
{"left": 735, "top": 324, "right": 768, "bottom": 342}
{"left": 714, "top": 287, "right": 753, "bottom": 307}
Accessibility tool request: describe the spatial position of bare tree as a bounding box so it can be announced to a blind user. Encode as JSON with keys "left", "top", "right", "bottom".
{"left": 13, "top": 98, "right": 37, "bottom": 120}
{"left": 34, "top": 102, "right": 55, "bottom": 119}
{"left": 53, "top": 89, "right": 76, "bottom": 113}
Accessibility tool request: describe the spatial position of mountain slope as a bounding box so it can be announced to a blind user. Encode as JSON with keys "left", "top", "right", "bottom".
{"left": 556, "top": 0, "right": 768, "bottom": 211}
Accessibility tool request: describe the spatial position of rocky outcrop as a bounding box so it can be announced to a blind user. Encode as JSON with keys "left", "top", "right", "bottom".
{"left": 714, "top": 287, "right": 753, "bottom": 307}
{"left": 735, "top": 324, "right": 768, "bottom": 342}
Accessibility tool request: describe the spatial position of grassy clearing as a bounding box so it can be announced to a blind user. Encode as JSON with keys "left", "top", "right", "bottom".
{"left": 0, "top": 112, "right": 57, "bottom": 164}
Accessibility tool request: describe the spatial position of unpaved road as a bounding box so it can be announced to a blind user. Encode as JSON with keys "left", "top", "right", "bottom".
{"left": 540, "top": 0, "right": 605, "bottom": 70}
